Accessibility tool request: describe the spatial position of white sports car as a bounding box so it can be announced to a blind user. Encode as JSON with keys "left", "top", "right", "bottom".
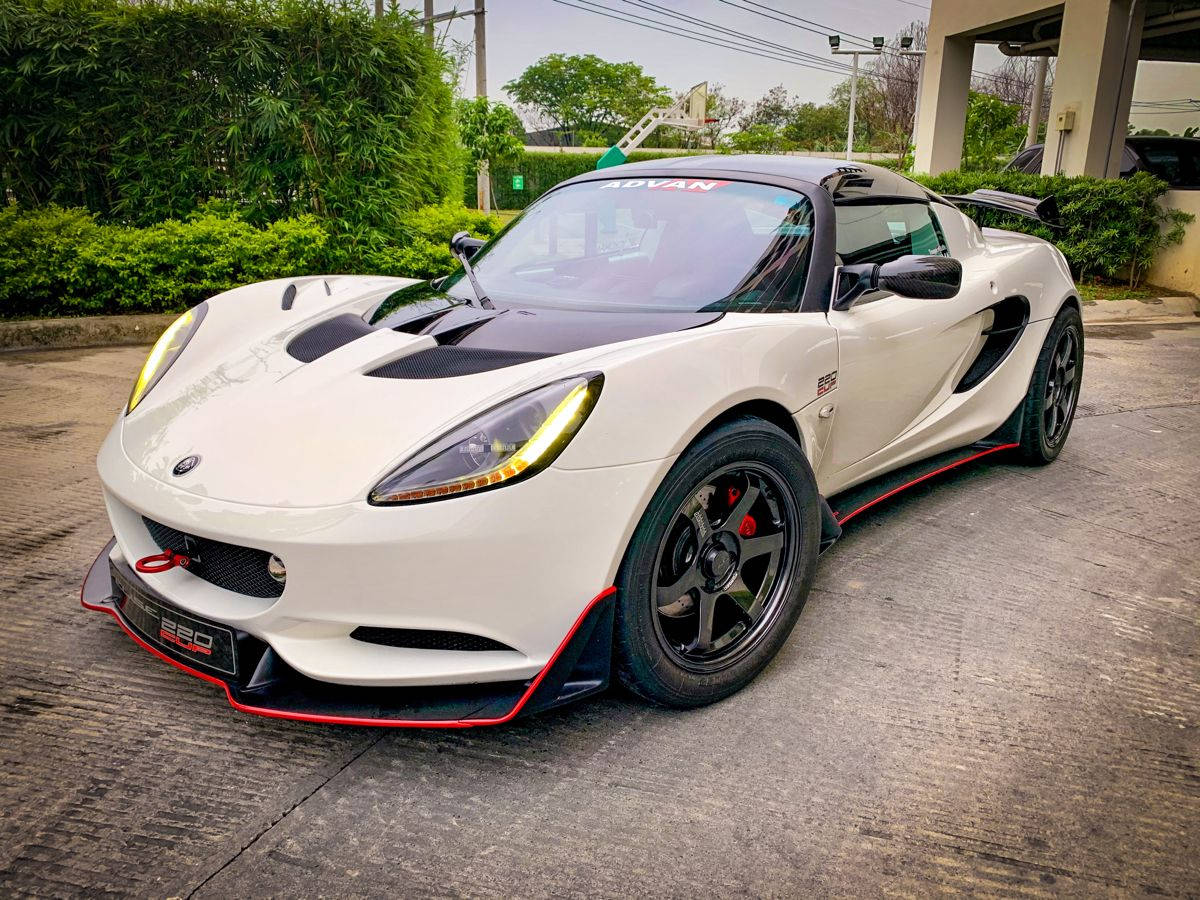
{"left": 82, "top": 156, "right": 1082, "bottom": 726}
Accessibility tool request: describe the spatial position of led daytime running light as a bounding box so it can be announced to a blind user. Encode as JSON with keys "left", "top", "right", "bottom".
{"left": 375, "top": 382, "right": 592, "bottom": 503}
{"left": 127, "top": 308, "right": 198, "bottom": 413}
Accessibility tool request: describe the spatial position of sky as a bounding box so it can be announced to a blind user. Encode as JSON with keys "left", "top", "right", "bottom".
{"left": 416, "top": 0, "right": 1195, "bottom": 133}
{"left": 420, "top": 0, "right": 952, "bottom": 110}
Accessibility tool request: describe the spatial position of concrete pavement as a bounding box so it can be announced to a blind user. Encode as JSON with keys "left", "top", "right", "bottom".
{"left": 0, "top": 321, "right": 1197, "bottom": 897}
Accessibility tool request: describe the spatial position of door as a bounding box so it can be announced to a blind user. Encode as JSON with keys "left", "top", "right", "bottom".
{"left": 820, "top": 200, "right": 985, "bottom": 474}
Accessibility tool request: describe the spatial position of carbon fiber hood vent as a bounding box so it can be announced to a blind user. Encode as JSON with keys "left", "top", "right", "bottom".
{"left": 366, "top": 290, "right": 724, "bottom": 379}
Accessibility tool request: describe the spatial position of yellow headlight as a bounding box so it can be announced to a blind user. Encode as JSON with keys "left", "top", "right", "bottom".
{"left": 370, "top": 374, "right": 603, "bottom": 505}
{"left": 127, "top": 306, "right": 204, "bottom": 413}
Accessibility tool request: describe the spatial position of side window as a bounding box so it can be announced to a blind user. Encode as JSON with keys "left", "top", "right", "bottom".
{"left": 1020, "top": 147, "right": 1045, "bottom": 173}
{"left": 1010, "top": 148, "right": 1038, "bottom": 172}
{"left": 1120, "top": 145, "right": 1140, "bottom": 176}
{"left": 1139, "top": 145, "right": 1183, "bottom": 186}
{"left": 835, "top": 202, "right": 948, "bottom": 267}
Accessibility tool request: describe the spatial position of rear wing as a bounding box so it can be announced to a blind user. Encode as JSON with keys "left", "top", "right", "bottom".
{"left": 941, "top": 189, "right": 1060, "bottom": 227}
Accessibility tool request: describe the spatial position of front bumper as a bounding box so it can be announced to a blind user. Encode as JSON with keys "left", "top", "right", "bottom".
{"left": 97, "top": 423, "right": 668, "bottom": 688}
{"left": 83, "top": 540, "right": 617, "bottom": 726}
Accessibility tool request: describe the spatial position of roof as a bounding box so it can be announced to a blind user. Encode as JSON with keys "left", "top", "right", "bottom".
{"left": 572, "top": 154, "right": 931, "bottom": 201}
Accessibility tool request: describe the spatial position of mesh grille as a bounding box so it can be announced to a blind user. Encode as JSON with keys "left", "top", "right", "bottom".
{"left": 287, "top": 314, "right": 374, "bottom": 362}
{"left": 349, "top": 627, "right": 514, "bottom": 652}
{"left": 142, "top": 517, "right": 283, "bottom": 599}
{"left": 366, "top": 346, "right": 550, "bottom": 380}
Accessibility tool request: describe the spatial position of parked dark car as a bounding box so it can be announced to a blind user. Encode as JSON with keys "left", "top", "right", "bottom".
{"left": 1006, "top": 136, "right": 1200, "bottom": 188}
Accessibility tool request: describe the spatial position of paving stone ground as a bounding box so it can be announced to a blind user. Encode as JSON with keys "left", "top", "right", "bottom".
{"left": 1, "top": 321, "right": 1197, "bottom": 897}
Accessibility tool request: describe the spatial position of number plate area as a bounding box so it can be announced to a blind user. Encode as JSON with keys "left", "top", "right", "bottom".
{"left": 112, "top": 567, "right": 238, "bottom": 677}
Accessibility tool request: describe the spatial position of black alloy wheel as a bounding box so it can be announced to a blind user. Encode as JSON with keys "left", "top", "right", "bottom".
{"left": 1017, "top": 303, "right": 1084, "bottom": 465}
{"left": 652, "top": 463, "right": 798, "bottom": 672}
{"left": 1043, "top": 327, "right": 1079, "bottom": 445}
{"left": 614, "top": 416, "right": 820, "bottom": 708}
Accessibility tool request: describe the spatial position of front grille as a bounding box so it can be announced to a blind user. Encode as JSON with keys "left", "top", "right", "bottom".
{"left": 350, "top": 627, "right": 514, "bottom": 652}
{"left": 142, "top": 517, "right": 284, "bottom": 599}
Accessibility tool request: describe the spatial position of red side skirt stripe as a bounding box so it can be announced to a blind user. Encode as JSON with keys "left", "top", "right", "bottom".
{"left": 835, "top": 443, "right": 1019, "bottom": 526}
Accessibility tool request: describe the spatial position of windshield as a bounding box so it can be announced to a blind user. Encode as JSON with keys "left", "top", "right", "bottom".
{"left": 447, "top": 178, "right": 815, "bottom": 313}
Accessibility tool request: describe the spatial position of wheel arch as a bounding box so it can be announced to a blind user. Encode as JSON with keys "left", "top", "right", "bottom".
{"left": 689, "top": 398, "right": 805, "bottom": 457}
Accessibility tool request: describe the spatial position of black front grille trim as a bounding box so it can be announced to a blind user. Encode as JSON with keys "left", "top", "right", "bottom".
{"left": 350, "top": 627, "right": 515, "bottom": 652}
{"left": 142, "top": 517, "right": 283, "bottom": 599}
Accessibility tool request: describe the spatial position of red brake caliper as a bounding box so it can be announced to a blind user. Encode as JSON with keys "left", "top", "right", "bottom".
{"left": 728, "top": 486, "right": 756, "bottom": 537}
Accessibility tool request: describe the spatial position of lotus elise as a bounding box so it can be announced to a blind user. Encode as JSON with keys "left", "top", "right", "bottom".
{"left": 82, "top": 156, "right": 1083, "bottom": 726}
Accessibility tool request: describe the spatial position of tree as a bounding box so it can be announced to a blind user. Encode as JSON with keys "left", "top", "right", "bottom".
{"left": 973, "top": 54, "right": 1054, "bottom": 128}
{"left": 456, "top": 97, "right": 524, "bottom": 171}
{"left": 738, "top": 85, "right": 794, "bottom": 131}
{"left": 727, "top": 124, "right": 794, "bottom": 154}
{"left": 503, "top": 54, "right": 671, "bottom": 146}
{"left": 961, "top": 91, "right": 1026, "bottom": 171}
{"left": 829, "top": 77, "right": 887, "bottom": 150}
{"left": 865, "top": 22, "right": 926, "bottom": 154}
{"left": 782, "top": 102, "right": 846, "bottom": 151}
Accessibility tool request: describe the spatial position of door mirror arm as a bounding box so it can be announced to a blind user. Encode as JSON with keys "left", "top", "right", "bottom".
{"left": 832, "top": 264, "right": 879, "bottom": 311}
{"left": 832, "top": 255, "right": 962, "bottom": 310}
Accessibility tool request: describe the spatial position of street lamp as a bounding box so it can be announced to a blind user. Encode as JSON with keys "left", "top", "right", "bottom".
{"left": 830, "top": 34, "right": 885, "bottom": 161}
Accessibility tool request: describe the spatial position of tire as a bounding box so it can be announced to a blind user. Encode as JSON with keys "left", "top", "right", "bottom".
{"left": 1017, "top": 303, "right": 1084, "bottom": 465}
{"left": 614, "top": 416, "right": 820, "bottom": 708}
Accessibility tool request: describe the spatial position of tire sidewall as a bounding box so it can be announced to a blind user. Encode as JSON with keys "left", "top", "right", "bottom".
{"left": 1022, "top": 304, "right": 1084, "bottom": 463}
{"left": 615, "top": 418, "right": 820, "bottom": 707}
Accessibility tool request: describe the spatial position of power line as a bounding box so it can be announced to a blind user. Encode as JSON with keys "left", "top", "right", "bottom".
{"left": 719, "top": 0, "right": 1029, "bottom": 95}
{"left": 615, "top": 0, "right": 866, "bottom": 74}
{"left": 549, "top": 0, "right": 865, "bottom": 78}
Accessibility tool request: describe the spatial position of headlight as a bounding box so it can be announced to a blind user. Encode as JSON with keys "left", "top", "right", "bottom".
{"left": 127, "top": 303, "right": 207, "bottom": 414}
{"left": 369, "top": 373, "right": 603, "bottom": 505}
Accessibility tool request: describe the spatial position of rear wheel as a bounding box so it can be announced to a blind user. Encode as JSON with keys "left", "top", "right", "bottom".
{"left": 1017, "top": 304, "right": 1083, "bottom": 465}
{"left": 614, "top": 417, "right": 820, "bottom": 708}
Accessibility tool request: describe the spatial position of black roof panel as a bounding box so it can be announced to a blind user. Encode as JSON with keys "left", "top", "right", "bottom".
{"left": 566, "top": 154, "right": 930, "bottom": 200}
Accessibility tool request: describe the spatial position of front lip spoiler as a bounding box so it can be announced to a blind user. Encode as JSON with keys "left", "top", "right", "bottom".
{"left": 82, "top": 539, "right": 616, "bottom": 728}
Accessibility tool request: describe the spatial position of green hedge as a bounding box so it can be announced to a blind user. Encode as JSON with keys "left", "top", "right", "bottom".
{"left": 469, "top": 149, "right": 692, "bottom": 209}
{"left": 1, "top": 0, "right": 459, "bottom": 236}
{"left": 0, "top": 203, "right": 500, "bottom": 318}
{"left": 913, "top": 170, "right": 1192, "bottom": 286}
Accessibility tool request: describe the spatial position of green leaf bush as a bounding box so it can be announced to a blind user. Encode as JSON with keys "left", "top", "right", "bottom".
{"left": 913, "top": 170, "right": 1192, "bottom": 286}
{"left": 1, "top": 0, "right": 460, "bottom": 237}
{"left": 0, "top": 203, "right": 500, "bottom": 318}
{"left": 468, "top": 149, "right": 689, "bottom": 209}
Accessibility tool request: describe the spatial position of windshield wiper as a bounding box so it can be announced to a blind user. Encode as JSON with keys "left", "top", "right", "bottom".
{"left": 449, "top": 231, "right": 494, "bottom": 310}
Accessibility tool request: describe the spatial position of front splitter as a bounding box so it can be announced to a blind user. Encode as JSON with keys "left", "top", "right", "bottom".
{"left": 82, "top": 539, "right": 616, "bottom": 727}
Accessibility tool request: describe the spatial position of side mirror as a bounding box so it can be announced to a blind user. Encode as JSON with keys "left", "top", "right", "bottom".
{"left": 450, "top": 231, "right": 486, "bottom": 260}
{"left": 833, "top": 255, "right": 962, "bottom": 310}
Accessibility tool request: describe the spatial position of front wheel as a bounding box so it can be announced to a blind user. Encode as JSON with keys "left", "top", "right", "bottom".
{"left": 1017, "top": 304, "right": 1084, "bottom": 465}
{"left": 614, "top": 417, "right": 820, "bottom": 708}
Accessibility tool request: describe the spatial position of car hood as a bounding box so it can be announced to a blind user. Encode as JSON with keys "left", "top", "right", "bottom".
{"left": 119, "top": 276, "right": 720, "bottom": 508}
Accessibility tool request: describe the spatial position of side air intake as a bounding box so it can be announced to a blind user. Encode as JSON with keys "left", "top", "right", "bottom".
{"left": 955, "top": 296, "right": 1030, "bottom": 393}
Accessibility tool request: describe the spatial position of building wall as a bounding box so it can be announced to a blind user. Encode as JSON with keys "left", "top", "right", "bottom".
{"left": 1148, "top": 191, "right": 1200, "bottom": 292}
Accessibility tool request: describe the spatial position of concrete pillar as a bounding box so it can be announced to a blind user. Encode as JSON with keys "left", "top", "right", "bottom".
{"left": 913, "top": 31, "right": 974, "bottom": 174}
{"left": 1042, "top": 0, "right": 1146, "bottom": 176}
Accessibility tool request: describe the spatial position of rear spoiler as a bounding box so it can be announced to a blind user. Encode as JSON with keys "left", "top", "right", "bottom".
{"left": 941, "top": 189, "right": 1060, "bottom": 227}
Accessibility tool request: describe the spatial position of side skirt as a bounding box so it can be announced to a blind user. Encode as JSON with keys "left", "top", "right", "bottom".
{"left": 820, "top": 400, "right": 1025, "bottom": 543}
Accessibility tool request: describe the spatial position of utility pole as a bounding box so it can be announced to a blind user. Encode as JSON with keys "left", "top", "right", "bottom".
{"left": 898, "top": 35, "right": 926, "bottom": 169}
{"left": 474, "top": 0, "right": 489, "bottom": 214}
{"left": 830, "top": 35, "right": 885, "bottom": 161}
{"left": 1025, "top": 55, "right": 1049, "bottom": 149}
{"left": 416, "top": 3, "right": 488, "bottom": 212}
